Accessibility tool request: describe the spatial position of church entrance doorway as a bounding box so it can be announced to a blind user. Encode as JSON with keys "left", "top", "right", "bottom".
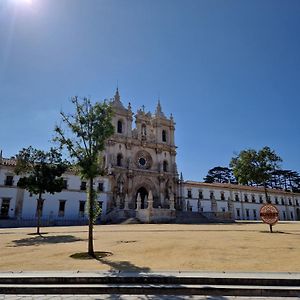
{"left": 136, "top": 187, "right": 148, "bottom": 209}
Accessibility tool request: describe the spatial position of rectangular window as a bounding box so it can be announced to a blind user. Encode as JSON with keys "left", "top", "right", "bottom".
{"left": 236, "top": 208, "right": 240, "bottom": 218}
{"left": 275, "top": 197, "right": 279, "bottom": 205}
{"left": 187, "top": 190, "right": 192, "bottom": 198}
{"left": 210, "top": 192, "right": 214, "bottom": 199}
{"left": 289, "top": 199, "right": 292, "bottom": 206}
{"left": 251, "top": 195, "right": 256, "bottom": 203}
{"left": 198, "top": 190, "right": 203, "bottom": 199}
{"left": 283, "top": 211, "right": 286, "bottom": 220}
{"left": 253, "top": 209, "right": 257, "bottom": 220}
{"left": 222, "top": 207, "right": 225, "bottom": 212}
{"left": 235, "top": 194, "right": 239, "bottom": 202}
{"left": 291, "top": 212, "right": 294, "bottom": 220}
{"left": 259, "top": 196, "right": 263, "bottom": 204}
{"left": 98, "top": 182, "right": 104, "bottom": 192}
{"left": 296, "top": 199, "right": 299, "bottom": 206}
{"left": 4, "top": 175, "right": 13, "bottom": 186}
{"left": 246, "top": 209, "right": 249, "bottom": 219}
{"left": 79, "top": 201, "right": 85, "bottom": 217}
{"left": 63, "top": 180, "right": 68, "bottom": 189}
{"left": 0, "top": 198, "right": 10, "bottom": 218}
{"left": 58, "top": 200, "right": 66, "bottom": 217}
{"left": 244, "top": 194, "right": 248, "bottom": 202}
{"left": 220, "top": 192, "right": 225, "bottom": 201}
{"left": 80, "top": 181, "right": 87, "bottom": 191}
{"left": 281, "top": 198, "right": 285, "bottom": 205}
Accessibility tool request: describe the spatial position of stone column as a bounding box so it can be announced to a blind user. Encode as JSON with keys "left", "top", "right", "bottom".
{"left": 170, "top": 193, "right": 175, "bottom": 210}
{"left": 136, "top": 193, "right": 141, "bottom": 210}
{"left": 148, "top": 191, "right": 153, "bottom": 209}
{"left": 127, "top": 171, "right": 133, "bottom": 208}
{"left": 124, "top": 194, "right": 129, "bottom": 210}
{"left": 158, "top": 176, "right": 164, "bottom": 207}
{"left": 116, "top": 195, "right": 121, "bottom": 209}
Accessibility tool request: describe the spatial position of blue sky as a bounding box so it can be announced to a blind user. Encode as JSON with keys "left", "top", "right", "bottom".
{"left": 0, "top": 0, "right": 299, "bottom": 181}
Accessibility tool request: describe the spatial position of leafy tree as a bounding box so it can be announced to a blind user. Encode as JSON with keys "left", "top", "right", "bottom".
{"left": 15, "top": 147, "right": 68, "bottom": 235}
{"left": 54, "top": 96, "right": 114, "bottom": 257}
{"left": 230, "top": 146, "right": 282, "bottom": 232}
{"left": 269, "top": 169, "right": 300, "bottom": 192}
{"left": 203, "top": 166, "right": 237, "bottom": 184}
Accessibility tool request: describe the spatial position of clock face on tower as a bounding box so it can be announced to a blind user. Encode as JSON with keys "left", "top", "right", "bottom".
{"left": 135, "top": 150, "right": 152, "bottom": 169}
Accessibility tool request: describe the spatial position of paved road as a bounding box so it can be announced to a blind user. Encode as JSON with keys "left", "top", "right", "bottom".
{"left": 1, "top": 296, "right": 300, "bottom": 300}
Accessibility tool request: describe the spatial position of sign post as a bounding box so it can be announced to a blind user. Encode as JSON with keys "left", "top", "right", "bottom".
{"left": 260, "top": 204, "right": 279, "bottom": 233}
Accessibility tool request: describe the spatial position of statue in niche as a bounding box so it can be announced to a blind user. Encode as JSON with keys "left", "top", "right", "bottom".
{"left": 141, "top": 124, "right": 147, "bottom": 136}
{"left": 168, "top": 185, "right": 172, "bottom": 197}
{"left": 117, "top": 176, "right": 125, "bottom": 195}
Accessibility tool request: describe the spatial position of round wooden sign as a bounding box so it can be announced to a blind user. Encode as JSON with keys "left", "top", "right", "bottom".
{"left": 260, "top": 204, "right": 279, "bottom": 225}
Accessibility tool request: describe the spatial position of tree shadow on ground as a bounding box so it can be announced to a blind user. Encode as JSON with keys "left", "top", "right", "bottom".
{"left": 70, "top": 250, "right": 150, "bottom": 273}
{"left": 70, "top": 254, "right": 232, "bottom": 300}
{"left": 9, "top": 234, "right": 84, "bottom": 247}
{"left": 94, "top": 259, "right": 233, "bottom": 300}
{"left": 97, "top": 256, "right": 151, "bottom": 273}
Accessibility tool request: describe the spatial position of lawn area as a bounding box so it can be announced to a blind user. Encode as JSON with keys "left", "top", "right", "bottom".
{"left": 0, "top": 222, "right": 300, "bottom": 272}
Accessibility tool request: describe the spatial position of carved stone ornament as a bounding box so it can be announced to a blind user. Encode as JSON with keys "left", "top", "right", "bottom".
{"left": 135, "top": 150, "right": 152, "bottom": 169}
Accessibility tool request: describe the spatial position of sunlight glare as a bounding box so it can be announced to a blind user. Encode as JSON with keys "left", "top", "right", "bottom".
{"left": 15, "top": 0, "right": 33, "bottom": 5}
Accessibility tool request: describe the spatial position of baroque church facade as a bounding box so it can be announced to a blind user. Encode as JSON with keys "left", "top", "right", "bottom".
{"left": 0, "top": 89, "right": 300, "bottom": 226}
{"left": 102, "top": 89, "right": 178, "bottom": 222}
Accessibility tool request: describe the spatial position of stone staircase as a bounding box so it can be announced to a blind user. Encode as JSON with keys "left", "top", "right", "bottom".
{"left": 175, "top": 211, "right": 212, "bottom": 224}
{"left": 0, "top": 271, "right": 300, "bottom": 297}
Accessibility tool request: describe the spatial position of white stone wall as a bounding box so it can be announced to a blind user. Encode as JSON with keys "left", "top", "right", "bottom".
{"left": 0, "top": 164, "right": 110, "bottom": 221}
{"left": 0, "top": 166, "right": 20, "bottom": 218}
{"left": 183, "top": 182, "right": 300, "bottom": 221}
{"left": 1, "top": 160, "right": 300, "bottom": 223}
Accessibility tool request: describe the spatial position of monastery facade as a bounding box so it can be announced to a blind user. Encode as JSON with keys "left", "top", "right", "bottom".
{"left": 0, "top": 90, "right": 299, "bottom": 226}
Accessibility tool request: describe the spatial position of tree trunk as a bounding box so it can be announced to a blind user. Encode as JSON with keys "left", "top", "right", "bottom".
{"left": 88, "top": 177, "right": 95, "bottom": 257}
{"left": 264, "top": 184, "right": 273, "bottom": 233}
{"left": 37, "top": 192, "right": 42, "bottom": 235}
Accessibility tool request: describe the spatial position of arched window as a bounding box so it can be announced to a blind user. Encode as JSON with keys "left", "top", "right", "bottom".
{"left": 117, "top": 120, "right": 123, "bottom": 134}
{"left": 163, "top": 160, "right": 168, "bottom": 172}
{"left": 117, "top": 153, "right": 123, "bottom": 167}
{"left": 162, "top": 130, "right": 167, "bottom": 142}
